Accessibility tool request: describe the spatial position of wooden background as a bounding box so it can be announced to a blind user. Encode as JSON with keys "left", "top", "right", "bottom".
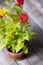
{"left": 0, "top": 0, "right": 43, "bottom": 65}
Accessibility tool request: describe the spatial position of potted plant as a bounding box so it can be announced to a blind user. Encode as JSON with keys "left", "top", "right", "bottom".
{"left": 0, "top": 0, "right": 35, "bottom": 60}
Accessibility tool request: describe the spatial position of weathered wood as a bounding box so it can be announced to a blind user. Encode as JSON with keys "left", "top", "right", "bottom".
{"left": 0, "top": 0, "right": 43, "bottom": 65}
{"left": 0, "top": 49, "right": 17, "bottom": 65}
{"left": 16, "top": 44, "right": 43, "bottom": 65}
{"left": 0, "top": 47, "right": 43, "bottom": 65}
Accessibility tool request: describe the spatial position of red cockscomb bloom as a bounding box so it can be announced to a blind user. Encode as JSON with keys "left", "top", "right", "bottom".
{"left": 17, "top": 0, "right": 24, "bottom": 6}
{"left": 20, "top": 13, "right": 28, "bottom": 23}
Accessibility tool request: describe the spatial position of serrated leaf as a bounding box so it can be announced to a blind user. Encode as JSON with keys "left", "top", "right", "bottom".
{"left": 11, "top": 43, "right": 16, "bottom": 53}
{"left": 23, "top": 33, "right": 29, "bottom": 41}
{"left": 11, "top": 4, "right": 14, "bottom": 9}
{"left": 16, "top": 39, "right": 24, "bottom": 53}
{"left": 23, "top": 46, "right": 28, "bottom": 54}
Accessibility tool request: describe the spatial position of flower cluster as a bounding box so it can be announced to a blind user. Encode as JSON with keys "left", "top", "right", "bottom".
{"left": 20, "top": 13, "right": 28, "bottom": 23}
{"left": 0, "top": 0, "right": 35, "bottom": 54}
{"left": 0, "top": 7, "right": 8, "bottom": 16}
{"left": 16, "top": 0, "right": 24, "bottom": 6}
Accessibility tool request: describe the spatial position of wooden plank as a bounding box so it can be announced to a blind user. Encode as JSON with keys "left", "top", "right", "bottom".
{"left": 28, "top": 18, "right": 43, "bottom": 60}
{"left": 17, "top": 44, "right": 43, "bottom": 65}
{"left": 29, "top": 38, "right": 43, "bottom": 60}
{"left": 17, "top": 59, "right": 30, "bottom": 65}
{"left": 28, "top": 55, "right": 43, "bottom": 65}
{"left": 0, "top": 49, "right": 17, "bottom": 65}
{"left": 36, "top": 61, "right": 43, "bottom": 65}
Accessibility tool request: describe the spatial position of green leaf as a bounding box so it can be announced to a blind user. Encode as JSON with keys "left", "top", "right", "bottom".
{"left": 5, "top": 14, "right": 13, "bottom": 23}
{"left": 14, "top": 6, "right": 22, "bottom": 14}
{"left": 29, "top": 32, "right": 36, "bottom": 40}
{"left": 11, "top": 43, "right": 16, "bottom": 53}
{"left": 16, "top": 39, "right": 24, "bottom": 53}
{"left": 11, "top": 3, "right": 15, "bottom": 9}
{"left": 0, "top": 42, "right": 5, "bottom": 50}
{"left": 7, "top": 44, "right": 11, "bottom": 49}
{"left": 23, "top": 46, "right": 28, "bottom": 54}
{"left": 0, "top": 38, "right": 8, "bottom": 50}
{"left": 23, "top": 32, "right": 29, "bottom": 41}
{"left": 5, "top": 2, "right": 10, "bottom": 6}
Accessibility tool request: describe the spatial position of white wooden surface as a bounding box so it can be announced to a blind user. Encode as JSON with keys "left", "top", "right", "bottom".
{"left": 23, "top": 0, "right": 43, "bottom": 30}
{"left": 0, "top": 44, "right": 43, "bottom": 65}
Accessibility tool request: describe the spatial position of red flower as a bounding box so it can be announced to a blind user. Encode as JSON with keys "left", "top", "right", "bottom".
{"left": 17, "top": 0, "right": 24, "bottom": 6}
{"left": 20, "top": 13, "right": 28, "bottom": 23}
{"left": 0, "top": 15, "right": 3, "bottom": 18}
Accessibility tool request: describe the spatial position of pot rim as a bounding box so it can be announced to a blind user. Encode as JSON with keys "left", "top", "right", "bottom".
{"left": 6, "top": 48, "right": 24, "bottom": 55}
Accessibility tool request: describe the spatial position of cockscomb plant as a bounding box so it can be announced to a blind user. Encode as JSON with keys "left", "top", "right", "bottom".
{"left": 0, "top": 0, "right": 35, "bottom": 54}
